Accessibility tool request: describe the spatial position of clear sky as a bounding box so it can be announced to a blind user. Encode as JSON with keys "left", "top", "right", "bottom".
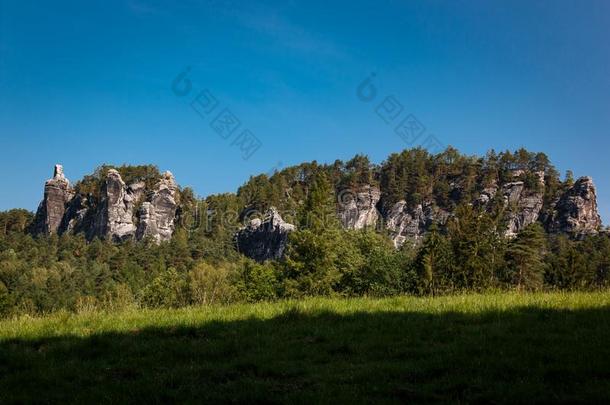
{"left": 1, "top": 0, "right": 609, "bottom": 222}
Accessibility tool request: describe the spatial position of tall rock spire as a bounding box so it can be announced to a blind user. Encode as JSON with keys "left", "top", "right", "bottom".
{"left": 31, "top": 164, "right": 74, "bottom": 235}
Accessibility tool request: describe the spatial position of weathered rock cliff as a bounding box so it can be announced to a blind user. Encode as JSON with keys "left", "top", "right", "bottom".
{"left": 90, "top": 169, "right": 139, "bottom": 242}
{"left": 337, "top": 186, "right": 381, "bottom": 230}
{"left": 31, "top": 165, "right": 179, "bottom": 243}
{"left": 31, "top": 165, "right": 74, "bottom": 235}
{"left": 545, "top": 177, "right": 602, "bottom": 237}
{"left": 499, "top": 180, "right": 544, "bottom": 238}
{"left": 136, "top": 172, "right": 178, "bottom": 243}
{"left": 235, "top": 208, "right": 295, "bottom": 262}
{"left": 385, "top": 201, "right": 450, "bottom": 248}
{"left": 30, "top": 161, "right": 603, "bottom": 260}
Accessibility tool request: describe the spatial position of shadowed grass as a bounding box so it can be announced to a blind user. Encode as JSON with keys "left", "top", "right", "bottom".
{"left": 1, "top": 292, "right": 610, "bottom": 403}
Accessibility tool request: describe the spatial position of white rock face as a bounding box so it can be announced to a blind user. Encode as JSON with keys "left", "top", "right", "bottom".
{"left": 94, "top": 169, "right": 138, "bottom": 241}
{"left": 338, "top": 186, "right": 381, "bottom": 230}
{"left": 53, "top": 164, "right": 66, "bottom": 181}
{"left": 547, "top": 176, "right": 601, "bottom": 237}
{"left": 501, "top": 181, "right": 544, "bottom": 238}
{"left": 385, "top": 201, "right": 449, "bottom": 248}
{"left": 136, "top": 171, "right": 178, "bottom": 243}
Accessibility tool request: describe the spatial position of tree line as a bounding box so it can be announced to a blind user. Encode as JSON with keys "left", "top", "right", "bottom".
{"left": 1, "top": 148, "right": 608, "bottom": 317}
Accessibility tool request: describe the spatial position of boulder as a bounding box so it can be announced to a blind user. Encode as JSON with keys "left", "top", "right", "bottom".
{"left": 236, "top": 207, "right": 295, "bottom": 262}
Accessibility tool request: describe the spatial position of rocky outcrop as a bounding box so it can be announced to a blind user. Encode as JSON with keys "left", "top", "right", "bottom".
{"left": 385, "top": 201, "right": 450, "bottom": 248}
{"left": 59, "top": 194, "right": 90, "bottom": 235}
{"left": 32, "top": 165, "right": 180, "bottom": 243}
{"left": 136, "top": 172, "right": 178, "bottom": 243}
{"left": 475, "top": 185, "right": 498, "bottom": 206}
{"left": 31, "top": 165, "right": 74, "bottom": 235}
{"left": 90, "top": 169, "right": 140, "bottom": 242}
{"left": 546, "top": 177, "right": 601, "bottom": 237}
{"left": 500, "top": 181, "right": 544, "bottom": 238}
{"left": 236, "top": 208, "right": 295, "bottom": 262}
{"left": 337, "top": 186, "right": 381, "bottom": 230}
{"left": 30, "top": 163, "right": 604, "bottom": 254}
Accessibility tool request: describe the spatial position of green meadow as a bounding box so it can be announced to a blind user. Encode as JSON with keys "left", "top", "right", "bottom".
{"left": 1, "top": 291, "right": 610, "bottom": 403}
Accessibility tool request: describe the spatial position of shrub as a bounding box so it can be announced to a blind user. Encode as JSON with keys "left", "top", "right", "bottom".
{"left": 141, "top": 268, "right": 187, "bottom": 308}
{"left": 0, "top": 281, "right": 12, "bottom": 318}
{"left": 188, "top": 262, "right": 237, "bottom": 306}
{"left": 235, "top": 260, "right": 278, "bottom": 302}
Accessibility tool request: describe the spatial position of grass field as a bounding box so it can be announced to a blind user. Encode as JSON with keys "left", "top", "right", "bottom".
{"left": 1, "top": 292, "right": 610, "bottom": 403}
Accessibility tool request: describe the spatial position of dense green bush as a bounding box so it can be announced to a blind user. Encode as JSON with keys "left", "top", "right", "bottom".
{"left": 235, "top": 260, "right": 278, "bottom": 302}
{"left": 141, "top": 268, "right": 187, "bottom": 309}
{"left": 188, "top": 261, "right": 237, "bottom": 306}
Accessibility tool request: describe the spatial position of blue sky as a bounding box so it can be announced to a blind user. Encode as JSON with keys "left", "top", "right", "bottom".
{"left": 1, "top": 0, "right": 609, "bottom": 222}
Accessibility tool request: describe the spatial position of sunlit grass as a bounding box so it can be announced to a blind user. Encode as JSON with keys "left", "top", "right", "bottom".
{"left": 1, "top": 291, "right": 610, "bottom": 403}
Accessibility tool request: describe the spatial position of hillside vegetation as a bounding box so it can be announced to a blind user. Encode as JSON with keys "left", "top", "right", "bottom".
{"left": 1, "top": 292, "right": 610, "bottom": 403}
{"left": 1, "top": 147, "right": 610, "bottom": 317}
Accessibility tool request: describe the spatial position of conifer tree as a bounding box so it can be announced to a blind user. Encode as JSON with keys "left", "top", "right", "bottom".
{"left": 505, "top": 223, "right": 547, "bottom": 290}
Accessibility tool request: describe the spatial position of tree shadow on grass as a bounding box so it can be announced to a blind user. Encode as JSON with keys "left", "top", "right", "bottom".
{"left": 1, "top": 305, "right": 610, "bottom": 404}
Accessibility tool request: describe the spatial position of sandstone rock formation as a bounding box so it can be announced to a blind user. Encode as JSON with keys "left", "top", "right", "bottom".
{"left": 31, "top": 165, "right": 74, "bottom": 235}
{"left": 30, "top": 163, "right": 604, "bottom": 258}
{"left": 91, "top": 169, "right": 139, "bottom": 242}
{"left": 475, "top": 184, "right": 498, "bottom": 206}
{"left": 58, "top": 194, "right": 90, "bottom": 235}
{"left": 32, "top": 165, "right": 180, "bottom": 243}
{"left": 546, "top": 176, "right": 601, "bottom": 237}
{"left": 337, "top": 186, "right": 381, "bottom": 230}
{"left": 500, "top": 181, "right": 544, "bottom": 238}
{"left": 385, "top": 201, "right": 450, "bottom": 248}
{"left": 236, "top": 208, "right": 295, "bottom": 262}
{"left": 136, "top": 172, "right": 178, "bottom": 243}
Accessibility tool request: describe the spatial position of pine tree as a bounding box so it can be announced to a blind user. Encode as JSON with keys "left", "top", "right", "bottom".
{"left": 414, "top": 225, "right": 454, "bottom": 295}
{"left": 506, "top": 223, "right": 547, "bottom": 290}
{"left": 299, "top": 171, "right": 338, "bottom": 232}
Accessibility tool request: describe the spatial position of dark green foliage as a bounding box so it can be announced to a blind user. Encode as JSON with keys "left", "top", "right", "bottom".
{"left": 0, "top": 209, "right": 33, "bottom": 236}
{"left": 446, "top": 205, "right": 506, "bottom": 290}
{"left": 141, "top": 268, "right": 187, "bottom": 309}
{"left": 298, "top": 171, "right": 339, "bottom": 231}
{"left": 235, "top": 260, "right": 278, "bottom": 302}
{"left": 339, "top": 230, "right": 404, "bottom": 297}
{"left": 505, "top": 224, "right": 547, "bottom": 290}
{"left": 0, "top": 280, "right": 11, "bottom": 317}
{"left": 75, "top": 164, "right": 162, "bottom": 198}
{"left": 282, "top": 229, "right": 346, "bottom": 297}
{"left": 414, "top": 225, "right": 455, "bottom": 295}
{"left": 545, "top": 234, "right": 610, "bottom": 289}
